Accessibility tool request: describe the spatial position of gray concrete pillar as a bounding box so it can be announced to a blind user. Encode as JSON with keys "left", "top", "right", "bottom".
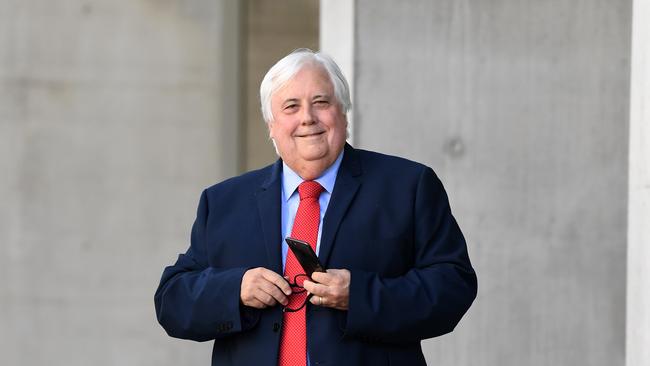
{"left": 345, "top": 1, "right": 631, "bottom": 365}
{"left": 626, "top": 0, "right": 650, "bottom": 364}
{"left": 0, "top": 1, "right": 240, "bottom": 365}
{"left": 320, "top": 0, "right": 355, "bottom": 141}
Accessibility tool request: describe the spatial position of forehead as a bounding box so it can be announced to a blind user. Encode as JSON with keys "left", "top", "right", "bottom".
{"left": 273, "top": 65, "right": 333, "bottom": 100}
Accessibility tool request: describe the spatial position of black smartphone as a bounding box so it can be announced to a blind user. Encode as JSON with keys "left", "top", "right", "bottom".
{"left": 285, "top": 237, "right": 325, "bottom": 276}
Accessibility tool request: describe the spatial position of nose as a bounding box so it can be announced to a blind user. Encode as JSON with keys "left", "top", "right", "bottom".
{"left": 300, "top": 104, "right": 316, "bottom": 125}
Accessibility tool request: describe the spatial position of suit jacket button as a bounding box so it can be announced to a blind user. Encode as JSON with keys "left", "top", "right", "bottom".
{"left": 273, "top": 322, "right": 281, "bottom": 332}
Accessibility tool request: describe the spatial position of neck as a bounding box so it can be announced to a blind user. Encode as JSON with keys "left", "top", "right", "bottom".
{"left": 291, "top": 160, "right": 331, "bottom": 181}
{"left": 282, "top": 146, "right": 345, "bottom": 181}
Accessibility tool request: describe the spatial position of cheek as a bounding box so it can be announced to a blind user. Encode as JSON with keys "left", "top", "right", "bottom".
{"left": 268, "top": 122, "right": 283, "bottom": 139}
{"left": 270, "top": 123, "right": 293, "bottom": 141}
{"left": 328, "top": 119, "right": 347, "bottom": 140}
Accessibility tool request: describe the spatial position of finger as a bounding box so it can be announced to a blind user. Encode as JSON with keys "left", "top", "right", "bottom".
{"left": 309, "top": 295, "right": 324, "bottom": 306}
{"left": 310, "top": 271, "right": 332, "bottom": 284}
{"left": 253, "top": 288, "right": 279, "bottom": 307}
{"left": 302, "top": 280, "right": 329, "bottom": 296}
{"left": 251, "top": 299, "right": 267, "bottom": 308}
{"left": 258, "top": 280, "right": 289, "bottom": 306}
{"left": 244, "top": 298, "right": 266, "bottom": 309}
{"left": 261, "top": 269, "right": 292, "bottom": 296}
{"left": 320, "top": 269, "right": 351, "bottom": 286}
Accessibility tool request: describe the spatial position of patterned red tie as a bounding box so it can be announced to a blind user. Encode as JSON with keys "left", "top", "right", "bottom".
{"left": 278, "top": 181, "right": 324, "bottom": 366}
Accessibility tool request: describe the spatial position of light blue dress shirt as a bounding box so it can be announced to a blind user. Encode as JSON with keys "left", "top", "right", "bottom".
{"left": 280, "top": 150, "right": 344, "bottom": 271}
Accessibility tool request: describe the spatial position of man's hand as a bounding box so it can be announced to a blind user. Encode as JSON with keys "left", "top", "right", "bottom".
{"left": 303, "top": 269, "right": 350, "bottom": 310}
{"left": 240, "top": 267, "right": 292, "bottom": 309}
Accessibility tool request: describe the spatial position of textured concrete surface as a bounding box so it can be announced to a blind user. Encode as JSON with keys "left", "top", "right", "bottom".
{"left": 320, "top": 0, "right": 355, "bottom": 141}
{"left": 354, "top": 1, "right": 630, "bottom": 365}
{"left": 242, "top": 0, "right": 319, "bottom": 171}
{"left": 2, "top": 1, "right": 642, "bottom": 365}
{"left": 0, "top": 1, "right": 239, "bottom": 365}
{"left": 627, "top": 0, "right": 650, "bottom": 364}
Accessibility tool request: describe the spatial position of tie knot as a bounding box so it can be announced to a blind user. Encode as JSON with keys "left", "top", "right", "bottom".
{"left": 298, "top": 181, "right": 323, "bottom": 200}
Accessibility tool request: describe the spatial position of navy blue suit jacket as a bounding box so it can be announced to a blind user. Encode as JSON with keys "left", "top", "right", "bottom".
{"left": 155, "top": 144, "right": 477, "bottom": 365}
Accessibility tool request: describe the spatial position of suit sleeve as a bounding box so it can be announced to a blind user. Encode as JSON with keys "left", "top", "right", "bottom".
{"left": 154, "top": 189, "right": 260, "bottom": 342}
{"left": 344, "top": 167, "right": 477, "bottom": 343}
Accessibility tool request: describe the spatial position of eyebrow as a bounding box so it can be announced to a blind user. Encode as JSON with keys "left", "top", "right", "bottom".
{"left": 282, "top": 98, "right": 299, "bottom": 106}
{"left": 282, "top": 94, "right": 330, "bottom": 105}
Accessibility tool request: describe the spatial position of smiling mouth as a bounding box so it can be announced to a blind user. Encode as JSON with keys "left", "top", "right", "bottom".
{"left": 296, "top": 131, "right": 325, "bottom": 138}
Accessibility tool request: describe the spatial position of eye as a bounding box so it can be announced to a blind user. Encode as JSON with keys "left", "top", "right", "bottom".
{"left": 283, "top": 104, "right": 298, "bottom": 111}
{"left": 314, "top": 100, "right": 330, "bottom": 107}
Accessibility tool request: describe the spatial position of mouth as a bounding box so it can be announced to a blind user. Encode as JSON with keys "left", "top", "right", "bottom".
{"left": 295, "top": 131, "right": 325, "bottom": 138}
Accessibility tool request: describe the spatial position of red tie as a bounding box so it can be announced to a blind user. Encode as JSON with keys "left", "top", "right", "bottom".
{"left": 278, "top": 181, "right": 323, "bottom": 366}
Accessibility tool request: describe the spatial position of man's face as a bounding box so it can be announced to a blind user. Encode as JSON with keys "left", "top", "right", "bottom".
{"left": 268, "top": 64, "right": 347, "bottom": 177}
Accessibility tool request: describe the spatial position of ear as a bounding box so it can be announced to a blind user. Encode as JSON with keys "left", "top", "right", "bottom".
{"left": 267, "top": 121, "right": 275, "bottom": 139}
{"left": 342, "top": 115, "right": 350, "bottom": 139}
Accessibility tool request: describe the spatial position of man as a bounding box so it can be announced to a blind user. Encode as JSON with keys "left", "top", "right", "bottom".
{"left": 155, "top": 49, "right": 477, "bottom": 366}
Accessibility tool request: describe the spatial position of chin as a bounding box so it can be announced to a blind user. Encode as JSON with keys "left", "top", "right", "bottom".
{"left": 300, "top": 151, "right": 329, "bottom": 162}
{"left": 297, "top": 143, "right": 327, "bottom": 157}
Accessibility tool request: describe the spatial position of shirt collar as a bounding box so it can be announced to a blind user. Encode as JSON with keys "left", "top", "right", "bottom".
{"left": 282, "top": 150, "right": 344, "bottom": 202}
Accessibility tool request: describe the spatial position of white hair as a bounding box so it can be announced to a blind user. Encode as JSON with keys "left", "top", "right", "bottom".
{"left": 259, "top": 48, "right": 351, "bottom": 124}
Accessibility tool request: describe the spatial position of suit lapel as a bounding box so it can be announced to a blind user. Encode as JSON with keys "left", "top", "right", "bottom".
{"left": 256, "top": 160, "right": 283, "bottom": 274}
{"left": 319, "top": 144, "right": 362, "bottom": 268}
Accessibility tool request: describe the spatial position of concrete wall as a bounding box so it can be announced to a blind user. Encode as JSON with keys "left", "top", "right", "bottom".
{"left": 2, "top": 1, "right": 641, "bottom": 365}
{"left": 627, "top": 0, "right": 650, "bottom": 364}
{"left": 320, "top": 0, "right": 355, "bottom": 141}
{"left": 353, "top": 1, "right": 630, "bottom": 365}
{"left": 242, "top": 0, "right": 319, "bottom": 171}
{"left": 0, "top": 1, "right": 240, "bottom": 365}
